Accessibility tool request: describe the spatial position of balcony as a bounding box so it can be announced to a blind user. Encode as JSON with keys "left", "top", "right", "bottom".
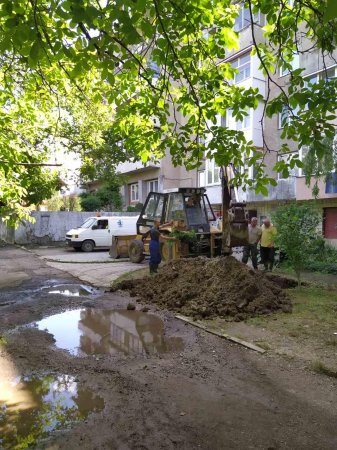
{"left": 116, "top": 160, "right": 161, "bottom": 175}
{"left": 241, "top": 178, "right": 296, "bottom": 203}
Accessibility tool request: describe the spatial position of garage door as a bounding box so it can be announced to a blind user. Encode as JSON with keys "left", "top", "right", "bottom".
{"left": 323, "top": 208, "right": 337, "bottom": 239}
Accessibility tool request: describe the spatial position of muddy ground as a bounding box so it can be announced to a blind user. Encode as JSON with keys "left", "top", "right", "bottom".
{"left": 111, "top": 257, "right": 292, "bottom": 320}
{"left": 0, "top": 246, "right": 337, "bottom": 450}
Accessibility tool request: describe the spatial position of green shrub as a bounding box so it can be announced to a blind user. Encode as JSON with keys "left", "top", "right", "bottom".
{"left": 273, "top": 203, "right": 321, "bottom": 285}
{"left": 126, "top": 203, "right": 144, "bottom": 212}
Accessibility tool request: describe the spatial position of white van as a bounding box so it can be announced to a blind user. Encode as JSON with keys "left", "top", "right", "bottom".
{"left": 66, "top": 216, "right": 138, "bottom": 252}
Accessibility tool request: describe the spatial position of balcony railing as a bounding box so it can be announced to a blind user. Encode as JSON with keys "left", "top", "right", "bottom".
{"left": 240, "top": 178, "right": 296, "bottom": 202}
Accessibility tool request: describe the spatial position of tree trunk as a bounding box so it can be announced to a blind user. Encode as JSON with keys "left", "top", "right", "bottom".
{"left": 295, "top": 270, "right": 301, "bottom": 287}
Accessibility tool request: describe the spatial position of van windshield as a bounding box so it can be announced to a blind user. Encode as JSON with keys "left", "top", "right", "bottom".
{"left": 80, "top": 218, "right": 97, "bottom": 229}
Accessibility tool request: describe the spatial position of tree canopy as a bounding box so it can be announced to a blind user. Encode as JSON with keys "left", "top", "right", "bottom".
{"left": 1, "top": 0, "right": 337, "bottom": 222}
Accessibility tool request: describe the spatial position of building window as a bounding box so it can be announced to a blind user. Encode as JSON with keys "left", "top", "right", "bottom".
{"left": 278, "top": 106, "right": 291, "bottom": 128}
{"left": 129, "top": 183, "right": 139, "bottom": 203}
{"left": 326, "top": 173, "right": 337, "bottom": 194}
{"left": 234, "top": 5, "right": 261, "bottom": 32}
{"left": 206, "top": 159, "right": 220, "bottom": 185}
{"left": 198, "top": 171, "right": 206, "bottom": 187}
{"left": 305, "top": 73, "right": 319, "bottom": 87}
{"left": 232, "top": 53, "right": 251, "bottom": 83}
{"left": 322, "top": 66, "right": 337, "bottom": 81}
{"left": 279, "top": 53, "right": 299, "bottom": 76}
{"left": 305, "top": 66, "right": 337, "bottom": 86}
{"left": 277, "top": 153, "right": 299, "bottom": 178}
{"left": 237, "top": 110, "right": 251, "bottom": 130}
{"left": 226, "top": 109, "right": 251, "bottom": 130}
{"left": 147, "top": 179, "right": 158, "bottom": 193}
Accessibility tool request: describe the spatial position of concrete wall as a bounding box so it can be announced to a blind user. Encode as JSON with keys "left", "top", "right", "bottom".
{"left": 0, "top": 220, "right": 15, "bottom": 244}
{"left": 2, "top": 211, "right": 138, "bottom": 245}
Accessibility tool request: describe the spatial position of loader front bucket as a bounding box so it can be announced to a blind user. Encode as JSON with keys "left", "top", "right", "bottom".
{"left": 229, "top": 203, "right": 249, "bottom": 247}
{"left": 230, "top": 222, "right": 249, "bottom": 247}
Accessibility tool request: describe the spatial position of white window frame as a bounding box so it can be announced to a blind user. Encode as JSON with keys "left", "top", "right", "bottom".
{"left": 278, "top": 106, "right": 299, "bottom": 129}
{"left": 226, "top": 108, "right": 251, "bottom": 130}
{"left": 130, "top": 183, "right": 139, "bottom": 202}
{"left": 277, "top": 152, "right": 299, "bottom": 179}
{"left": 206, "top": 159, "right": 220, "bottom": 186}
{"left": 234, "top": 4, "right": 261, "bottom": 32}
{"left": 147, "top": 179, "right": 159, "bottom": 193}
{"left": 232, "top": 53, "right": 251, "bottom": 83}
{"left": 249, "top": 160, "right": 262, "bottom": 180}
{"left": 279, "top": 53, "right": 300, "bottom": 77}
{"left": 198, "top": 170, "right": 206, "bottom": 187}
{"left": 305, "top": 65, "right": 337, "bottom": 86}
{"left": 236, "top": 109, "right": 251, "bottom": 130}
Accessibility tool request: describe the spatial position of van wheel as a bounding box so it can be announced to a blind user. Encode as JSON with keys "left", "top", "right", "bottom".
{"left": 81, "top": 240, "right": 95, "bottom": 252}
{"left": 129, "top": 240, "right": 145, "bottom": 263}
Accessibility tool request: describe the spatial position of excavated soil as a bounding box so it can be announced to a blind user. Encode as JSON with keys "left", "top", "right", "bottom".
{"left": 111, "top": 256, "right": 292, "bottom": 320}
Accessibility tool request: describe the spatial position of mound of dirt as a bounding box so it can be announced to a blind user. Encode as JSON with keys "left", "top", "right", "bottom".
{"left": 111, "top": 256, "right": 292, "bottom": 321}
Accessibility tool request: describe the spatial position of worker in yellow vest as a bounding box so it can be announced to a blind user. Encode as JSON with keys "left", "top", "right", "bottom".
{"left": 260, "top": 218, "right": 277, "bottom": 272}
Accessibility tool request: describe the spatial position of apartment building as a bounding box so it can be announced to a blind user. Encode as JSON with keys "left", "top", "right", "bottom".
{"left": 196, "top": 4, "right": 337, "bottom": 246}
{"left": 117, "top": 3, "right": 337, "bottom": 245}
{"left": 118, "top": 154, "right": 197, "bottom": 208}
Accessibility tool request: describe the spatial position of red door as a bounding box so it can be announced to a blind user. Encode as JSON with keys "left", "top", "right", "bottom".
{"left": 324, "top": 208, "right": 337, "bottom": 238}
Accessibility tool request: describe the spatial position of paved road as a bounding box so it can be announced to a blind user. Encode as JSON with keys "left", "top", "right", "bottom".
{"left": 0, "top": 245, "right": 337, "bottom": 450}
{"left": 26, "top": 245, "right": 147, "bottom": 287}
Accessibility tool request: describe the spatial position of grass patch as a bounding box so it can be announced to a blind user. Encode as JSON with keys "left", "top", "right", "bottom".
{"left": 311, "top": 361, "right": 337, "bottom": 379}
{"left": 0, "top": 335, "right": 7, "bottom": 347}
{"left": 245, "top": 286, "right": 337, "bottom": 368}
{"left": 111, "top": 267, "right": 149, "bottom": 286}
{"left": 248, "top": 287, "right": 337, "bottom": 336}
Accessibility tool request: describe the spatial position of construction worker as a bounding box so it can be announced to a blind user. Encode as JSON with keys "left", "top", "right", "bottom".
{"left": 260, "top": 218, "right": 277, "bottom": 272}
{"left": 148, "top": 219, "right": 162, "bottom": 274}
{"left": 146, "top": 219, "right": 173, "bottom": 274}
{"left": 242, "top": 217, "right": 261, "bottom": 269}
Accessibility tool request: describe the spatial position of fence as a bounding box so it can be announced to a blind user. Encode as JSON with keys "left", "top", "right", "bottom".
{"left": 0, "top": 211, "right": 139, "bottom": 245}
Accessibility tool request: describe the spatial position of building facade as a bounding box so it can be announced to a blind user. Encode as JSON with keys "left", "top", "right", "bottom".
{"left": 118, "top": 153, "right": 198, "bottom": 208}
{"left": 196, "top": 4, "right": 337, "bottom": 246}
{"left": 118, "top": 3, "right": 337, "bottom": 245}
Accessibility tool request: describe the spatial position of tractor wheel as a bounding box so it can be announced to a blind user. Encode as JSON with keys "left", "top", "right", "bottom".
{"left": 81, "top": 240, "right": 95, "bottom": 252}
{"left": 129, "top": 240, "right": 145, "bottom": 263}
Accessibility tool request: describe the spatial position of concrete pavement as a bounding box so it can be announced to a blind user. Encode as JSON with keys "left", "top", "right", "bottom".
{"left": 27, "top": 246, "right": 147, "bottom": 288}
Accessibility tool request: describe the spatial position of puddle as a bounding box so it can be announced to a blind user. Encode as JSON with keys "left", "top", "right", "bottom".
{"left": 45, "top": 284, "right": 100, "bottom": 297}
{"left": 0, "top": 374, "right": 104, "bottom": 449}
{"left": 36, "top": 309, "right": 184, "bottom": 356}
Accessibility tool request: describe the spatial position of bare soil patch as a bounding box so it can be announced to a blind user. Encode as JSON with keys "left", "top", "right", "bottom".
{"left": 111, "top": 256, "right": 292, "bottom": 320}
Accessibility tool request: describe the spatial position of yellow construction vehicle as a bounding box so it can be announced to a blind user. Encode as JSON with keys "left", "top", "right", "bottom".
{"left": 110, "top": 168, "right": 249, "bottom": 263}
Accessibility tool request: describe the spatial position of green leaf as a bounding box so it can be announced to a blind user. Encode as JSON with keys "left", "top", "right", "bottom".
{"left": 29, "top": 40, "right": 41, "bottom": 63}
{"left": 325, "top": 0, "right": 337, "bottom": 22}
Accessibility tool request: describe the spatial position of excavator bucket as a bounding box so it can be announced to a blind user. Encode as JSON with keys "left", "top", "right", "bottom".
{"left": 229, "top": 203, "right": 249, "bottom": 247}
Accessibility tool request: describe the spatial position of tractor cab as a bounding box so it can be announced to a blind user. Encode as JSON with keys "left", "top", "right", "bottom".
{"left": 137, "top": 188, "right": 216, "bottom": 235}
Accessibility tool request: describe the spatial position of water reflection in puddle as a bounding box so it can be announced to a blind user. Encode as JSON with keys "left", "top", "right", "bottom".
{"left": 45, "top": 284, "right": 99, "bottom": 297}
{"left": 0, "top": 374, "right": 104, "bottom": 449}
{"left": 36, "top": 309, "right": 184, "bottom": 356}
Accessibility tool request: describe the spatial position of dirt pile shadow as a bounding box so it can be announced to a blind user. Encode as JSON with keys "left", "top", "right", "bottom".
{"left": 111, "top": 256, "right": 292, "bottom": 321}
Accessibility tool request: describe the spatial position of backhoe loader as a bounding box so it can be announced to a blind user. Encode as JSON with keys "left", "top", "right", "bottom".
{"left": 110, "top": 167, "right": 249, "bottom": 263}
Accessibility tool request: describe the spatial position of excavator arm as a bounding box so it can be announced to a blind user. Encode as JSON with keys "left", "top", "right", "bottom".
{"left": 220, "top": 166, "right": 249, "bottom": 254}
